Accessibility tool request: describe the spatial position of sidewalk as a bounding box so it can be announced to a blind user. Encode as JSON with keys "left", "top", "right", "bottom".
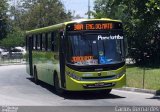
{"left": 0, "top": 60, "right": 26, "bottom": 66}
{"left": 117, "top": 87, "right": 160, "bottom": 96}
{"left": 0, "top": 63, "right": 26, "bottom": 66}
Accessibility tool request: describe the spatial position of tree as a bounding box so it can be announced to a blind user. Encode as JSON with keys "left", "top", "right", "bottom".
{"left": 93, "top": 0, "right": 124, "bottom": 19}
{"left": 0, "top": 27, "right": 25, "bottom": 49}
{"left": 9, "top": 0, "right": 72, "bottom": 30}
{"left": 0, "top": 0, "right": 9, "bottom": 40}
{"left": 93, "top": 0, "right": 160, "bottom": 66}
{"left": 73, "top": 14, "right": 82, "bottom": 19}
{"left": 0, "top": 0, "right": 72, "bottom": 52}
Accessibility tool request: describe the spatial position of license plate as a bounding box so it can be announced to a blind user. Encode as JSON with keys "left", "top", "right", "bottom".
{"left": 95, "top": 82, "right": 105, "bottom": 87}
{"left": 84, "top": 82, "right": 115, "bottom": 88}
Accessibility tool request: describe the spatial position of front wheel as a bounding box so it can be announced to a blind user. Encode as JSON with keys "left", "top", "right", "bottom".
{"left": 54, "top": 75, "right": 63, "bottom": 95}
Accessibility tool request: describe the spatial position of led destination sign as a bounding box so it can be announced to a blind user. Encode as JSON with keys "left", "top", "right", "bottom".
{"left": 74, "top": 23, "right": 113, "bottom": 31}
{"left": 67, "top": 22, "right": 122, "bottom": 31}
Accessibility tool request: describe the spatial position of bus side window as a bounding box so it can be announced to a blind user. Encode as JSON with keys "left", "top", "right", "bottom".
{"left": 51, "top": 32, "right": 55, "bottom": 51}
{"left": 33, "top": 35, "right": 36, "bottom": 50}
{"left": 42, "top": 33, "right": 46, "bottom": 51}
{"left": 35, "top": 35, "right": 38, "bottom": 50}
{"left": 41, "top": 33, "right": 48, "bottom": 51}
{"left": 37, "top": 34, "right": 40, "bottom": 50}
{"left": 48, "top": 33, "right": 52, "bottom": 51}
{"left": 45, "top": 33, "right": 48, "bottom": 51}
{"left": 31, "top": 35, "right": 34, "bottom": 50}
{"left": 54, "top": 31, "right": 59, "bottom": 52}
{"left": 40, "top": 34, "right": 42, "bottom": 51}
{"left": 37, "top": 34, "right": 42, "bottom": 51}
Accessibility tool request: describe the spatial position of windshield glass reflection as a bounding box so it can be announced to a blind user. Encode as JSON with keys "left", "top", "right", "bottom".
{"left": 67, "top": 31, "right": 125, "bottom": 65}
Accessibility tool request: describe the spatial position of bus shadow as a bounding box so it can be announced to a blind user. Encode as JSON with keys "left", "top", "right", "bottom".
{"left": 147, "top": 96, "right": 160, "bottom": 101}
{"left": 146, "top": 90, "right": 160, "bottom": 101}
{"left": 62, "top": 91, "right": 125, "bottom": 100}
{"left": 27, "top": 77, "right": 125, "bottom": 100}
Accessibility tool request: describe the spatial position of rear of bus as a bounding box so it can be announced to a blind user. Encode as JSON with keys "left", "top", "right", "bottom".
{"left": 62, "top": 19, "right": 126, "bottom": 92}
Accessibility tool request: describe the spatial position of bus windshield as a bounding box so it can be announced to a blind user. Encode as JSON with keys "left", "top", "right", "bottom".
{"left": 66, "top": 30, "right": 125, "bottom": 65}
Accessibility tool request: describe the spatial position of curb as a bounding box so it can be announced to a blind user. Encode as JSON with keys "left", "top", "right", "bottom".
{"left": 117, "top": 87, "right": 160, "bottom": 96}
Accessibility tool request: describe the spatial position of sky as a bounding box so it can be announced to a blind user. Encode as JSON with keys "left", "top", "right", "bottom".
{"left": 61, "top": 0, "right": 95, "bottom": 18}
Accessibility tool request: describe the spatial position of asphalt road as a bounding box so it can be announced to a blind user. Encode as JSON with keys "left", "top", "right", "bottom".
{"left": 0, "top": 65, "right": 159, "bottom": 106}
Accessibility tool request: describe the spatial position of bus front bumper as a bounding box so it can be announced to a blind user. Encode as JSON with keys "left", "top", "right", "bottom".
{"left": 65, "top": 74, "right": 126, "bottom": 91}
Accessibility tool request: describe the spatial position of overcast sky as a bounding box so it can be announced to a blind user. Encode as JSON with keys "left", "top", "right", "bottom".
{"left": 61, "top": 0, "right": 94, "bottom": 18}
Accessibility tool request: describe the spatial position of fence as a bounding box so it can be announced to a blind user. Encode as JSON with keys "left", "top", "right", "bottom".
{"left": 0, "top": 54, "right": 26, "bottom": 65}
{"left": 126, "top": 58, "right": 160, "bottom": 90}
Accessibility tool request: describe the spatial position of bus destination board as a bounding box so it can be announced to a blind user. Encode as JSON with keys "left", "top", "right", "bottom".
{"left": 66, "top": 22, "right": 122, "bottom": 31}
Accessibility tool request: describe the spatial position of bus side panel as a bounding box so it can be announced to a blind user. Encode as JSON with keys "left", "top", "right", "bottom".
{"left": 32, "top": 51, "right": 49, "bottom": 84}
{"left": 32, "top": 51, "right": 60, "bottom": 86}
{"left": 48, "top": 52, "right": 60, "bottom": 85}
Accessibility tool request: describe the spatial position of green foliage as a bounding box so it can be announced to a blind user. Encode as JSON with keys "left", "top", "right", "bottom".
{"left": 9, "top": 0, "right": 72, "bottom": 30}
{"left": 0, "top": 27, "right": 25, "bottom": 48}
{"left": 1, "top": 0, "right": 72, "bottom": 49}
{"left": 0, "top": 0, "right": 9, "bottom": 40}
{"left": 93, "top": 0, "right": 124, "bottom": 19}
{"left": 93, "top": 0, "right": 160, "bottom": 66}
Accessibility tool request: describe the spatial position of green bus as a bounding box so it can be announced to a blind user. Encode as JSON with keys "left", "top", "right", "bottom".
{"left": 26, "top": 18, "right": 126, "bottom": 94}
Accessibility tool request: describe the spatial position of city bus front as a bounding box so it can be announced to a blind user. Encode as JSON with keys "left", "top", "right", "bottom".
{"left": 64, "top": 20, "right": 126, "bottom": 91}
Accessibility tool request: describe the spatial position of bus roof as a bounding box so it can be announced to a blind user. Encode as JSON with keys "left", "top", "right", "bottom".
{"left": 26, "top": 18, "right": 121, "bottom": 35}
{"left": 64, "top": 18, "right": 121, "bottom": 25}
{"left": 26, "top": 23, "right": 65, "bottom": 35}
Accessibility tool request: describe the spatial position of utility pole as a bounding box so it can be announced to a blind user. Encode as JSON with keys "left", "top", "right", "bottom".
{"left": 88, "top": 0, "right": 90, "bottom": 19}
{"left": 13, "top": 0, "right": 16, "bottom": 20}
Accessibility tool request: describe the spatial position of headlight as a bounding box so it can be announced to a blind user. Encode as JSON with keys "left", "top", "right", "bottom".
{"left": 116, "top": 70, "right": 126, "bottom": 79}
{"left": 66, "top": 72, "right": 82, "bottom": 81}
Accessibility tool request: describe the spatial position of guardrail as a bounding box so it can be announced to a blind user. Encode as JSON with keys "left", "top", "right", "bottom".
{"left": 0, "top": 55, "right": 26, "bottom": 65}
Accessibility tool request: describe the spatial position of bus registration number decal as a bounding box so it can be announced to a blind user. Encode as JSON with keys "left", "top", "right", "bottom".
{"left": 71, "top": 56, "right": 94, "bottom": 63}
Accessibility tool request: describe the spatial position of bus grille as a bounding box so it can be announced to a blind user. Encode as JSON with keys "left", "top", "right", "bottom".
{"left": 81, "top": 75, "right": 116, "bottom": 81}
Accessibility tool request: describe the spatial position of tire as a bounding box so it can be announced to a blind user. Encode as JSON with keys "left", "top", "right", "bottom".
{"left": 54, "top": 74, "right": 63, "bottom": 95}
{"left": 33, "top": 66, "right": 39, "bottom": 84}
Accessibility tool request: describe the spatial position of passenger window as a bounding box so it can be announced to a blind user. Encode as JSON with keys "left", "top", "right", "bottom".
{"left": 33, "top": 35, "right": 36, "bottom": 50}
{"left": 54, "top": 32, "right": 59, "bottom": 52}
{"left": 42, "top": 34, "right": 46, "bottom": 51}
{"left": 35, "top": 35, "right": 38, "bottom": 50}
{"left": 48, "top": 33, "right": 52, "bottom": 51}
{"left": 51, "top": 32, "right": 55, "bottom": 51}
